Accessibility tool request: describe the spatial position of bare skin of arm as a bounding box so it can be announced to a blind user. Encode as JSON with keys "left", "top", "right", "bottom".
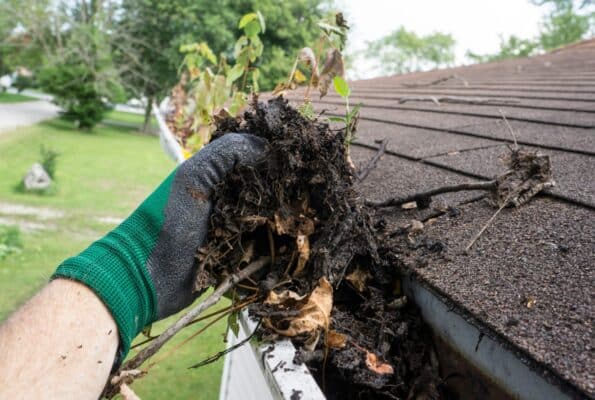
{"left": 0, "top": 279, "right": 118, "bottom": 399}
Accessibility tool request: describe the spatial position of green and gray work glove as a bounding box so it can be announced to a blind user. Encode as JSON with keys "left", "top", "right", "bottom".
{"left": 52, "top": 133, "right": 266, "bottom": 360}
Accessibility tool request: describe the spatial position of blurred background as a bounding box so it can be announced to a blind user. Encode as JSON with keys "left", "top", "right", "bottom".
{"left": 0, "top": 0, "right": 592, "bottom": 398}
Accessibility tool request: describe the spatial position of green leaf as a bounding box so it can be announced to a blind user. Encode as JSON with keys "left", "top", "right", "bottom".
{"left": 226, "top": 64, "right": 244, "bottom": 86}
{"left": 228, "top": 311, "right": 240, "bottom": 338}
{"left": 229, "top": 92, "right": 247, "bottom": 116}
{"left": 244, "top": 19, "right": 261, "bottom": 37}
{"left": 256, "top": 11, "right": 266, "bottom": 34}
{"left": 199, "top": 42, "right": 217, "bottom": 65}
{"left": 238, "top": 12, "right": 258, "bottom": 29}
{"left": 333, "top": 76, "right": 351, "bottom": 98}
{"left": 234, "top": 36, "right": 248, "bottom": 58}
{"left": 328, "top": 116, "right": 346, "bottom": 123}
{"left": 179, "top": 43, "right": 195, "bottom": 53}
{"left": 348, "top": 103, "right": 362, "bottom": 120}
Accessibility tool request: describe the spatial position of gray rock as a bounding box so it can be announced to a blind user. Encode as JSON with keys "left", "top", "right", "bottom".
{"left": 23, "top": 163, "right": 52, "bottom": 190}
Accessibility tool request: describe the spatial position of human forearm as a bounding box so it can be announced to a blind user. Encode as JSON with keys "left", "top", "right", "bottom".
{"left": 0, "top": 279, "right": 118, "bottom": 399}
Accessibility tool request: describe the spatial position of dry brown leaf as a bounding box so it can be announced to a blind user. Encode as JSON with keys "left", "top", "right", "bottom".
{"left": 265, "top": 289, "right": 307, "bottom": 305}
{"left": 264, "top": 277, "right": 333, "bottom": 342}
{"left": 365, "top": 352, "right": 394, "bottom": 375}
{"left": 293, "top": 234, "right": 310, "bottom": 276}
{"left": 273, "top": 212, "right": 291, "bottom": 235}
{"left": 327, "top": 330, "right": 347, "bottom": 349}
{"left": 345, "top": 267, "right": 371, "bottom": 292}
{"left": 298, "top": 47, "right": 319, "bottom": 85}
{"left": 272, "top": 81, "right": 297, "bottom": 96}
{"left": 318, "top": 48, "right": 344, "bottom": 98}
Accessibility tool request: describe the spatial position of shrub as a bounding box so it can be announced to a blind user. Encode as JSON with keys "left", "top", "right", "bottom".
{"left": 0, "top": 225, "right": 22, "bottom": 260}
{"left": 40, "top": 145, "right": 59, "bottom": 179}
{"left": 39, "top": 63, "right": 111, "bottom": 130}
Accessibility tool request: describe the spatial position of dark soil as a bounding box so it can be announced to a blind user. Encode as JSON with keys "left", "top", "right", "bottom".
{"left": 197, "top": 96, "right": 442, "bottom": 399}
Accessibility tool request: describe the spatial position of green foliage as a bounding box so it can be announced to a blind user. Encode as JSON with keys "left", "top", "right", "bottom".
{"left": 365, "top": 27, "right": 456, "bottom": 75}
{"left": 329, "top": 77, "right": 360, "bottom": 146}
{"left": 0, "top": 225, "right": 22, "bottom": 260}
{"left": 176, "top": 12, "right": 265, "bottom": 153}
{"left": 537, "top": 0, "right": 593, "bottom": 50}
{"left": 467, "top": 35, "right": 539, "bottom": 63}
{"left": 278, "top": 13, "right": 349, "bottom": 98}
{"left": 468, "top": 0, "right": 593, "bottom": 63}
{"left": 333, "top": 75, "right": 350, "bottom": 98}
{"left": 39, "top": 63, "right": 112, "bottom": 130}
{"left": 118, "top": 0, "right": 328, "bottom": 116}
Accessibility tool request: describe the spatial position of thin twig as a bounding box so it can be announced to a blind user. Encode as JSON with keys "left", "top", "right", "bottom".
{"left": 398, "top": 96, "right": 519, "bottom": 106}
{"left": 130, "top": 296, "right": 257, "bottom": 350}
{"left": 188, "top": 320, "right": 262, "bottom": 369}
{"left": 105, "top": 257, "right": 271, "bottom": 397}
{"left": 464, "top": 201, "right": 507, "bottom": 253}
{"left": 499, "top": 109, "right": 519, "bottom": 150}
{"left": 365, "top": 181, "right": 497, "bottom": 208}
{"left": 401, "top": 74, "right": 468, "bottom": 88}
{"left": 267, "top": 225, "right": 276, "bottom": 264}
{"left": 148, "top": 305, "right": 236, "bottom": 368}
{"left": 357, "top": 139, "right": 388, "bottom": 182}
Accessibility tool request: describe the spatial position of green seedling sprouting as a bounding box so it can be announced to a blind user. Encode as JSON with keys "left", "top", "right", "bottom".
{"left": 329, "top": 76, "right": 361, "bottom": 146}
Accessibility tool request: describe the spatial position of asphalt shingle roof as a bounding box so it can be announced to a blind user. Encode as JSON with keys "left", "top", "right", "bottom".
{"left": 283, "top": 39, "right": 595, "bottom": 398}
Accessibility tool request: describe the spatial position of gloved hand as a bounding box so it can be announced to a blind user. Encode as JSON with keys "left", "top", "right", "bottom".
{"left": 52, "top": 133, "right": 266, "bottom": 359}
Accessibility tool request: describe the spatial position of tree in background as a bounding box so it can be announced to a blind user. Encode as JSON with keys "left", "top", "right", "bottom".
{"left": 0, "top": 0, "right": 45, "bottom": 78}
{"left": 364, "top": 27, "right": 455, "bottom": 75}
{"left": 467, "top": 35, "right": 539, "bottom": 63}
{"left": 467, "top": 0, "right": 593, "bottom": 63}
{"left": 535, "top": 0, "right": 594, "bottom": 50}
{"left": 1, "top": 0, "right": 127, "bottom": 129}
{"left": 118, "top": 0, "right": 329, "bottom": 132}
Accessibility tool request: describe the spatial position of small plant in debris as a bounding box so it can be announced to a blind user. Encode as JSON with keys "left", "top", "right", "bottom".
{"left": 167, "top": 12, "right": 265, "bottom": 155}
{"left": 328, "top": 76, "right": 361, "bottom": 165}
{"left": 0, "top": 225, "right": 22, "bottom": 260}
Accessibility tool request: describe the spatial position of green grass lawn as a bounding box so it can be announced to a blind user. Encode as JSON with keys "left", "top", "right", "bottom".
{"left": 0, "top": 118, "right": 228, "bottom": 399}
{"left": 0, "top": 91, "right": 37, "bottom": 103}
{"left": 104, "top": 109, "right": 157, "bottom": 130}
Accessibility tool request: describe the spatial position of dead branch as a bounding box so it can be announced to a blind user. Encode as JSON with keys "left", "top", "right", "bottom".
{"left": 357, "top": 139, "right": 388, "bottom": 182}
{"left": 401, "top": 74, "right": 468, "bottom": 88}
{"left": 499, "top": 109, "right": 519, "bottom": 150}
{"left": 366, "top": 181, "right": 496, "bottom": 208}
{"left": 105, "top": 256, "right": 270, "bottom": 397}
{"left": 398, "top": 96, "right": 520, "bottom": 106}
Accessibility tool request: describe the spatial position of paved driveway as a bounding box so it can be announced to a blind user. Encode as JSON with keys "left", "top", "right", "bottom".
{"left": 0, "top": 100, "right": 60, "bottom": 134}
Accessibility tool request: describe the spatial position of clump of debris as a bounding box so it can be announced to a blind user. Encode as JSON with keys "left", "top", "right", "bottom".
{"left": 195, "top": 96, "right": 442, "bottom": 399}
{"left": 108, "top": 96, "right": 555, "bottom": 400}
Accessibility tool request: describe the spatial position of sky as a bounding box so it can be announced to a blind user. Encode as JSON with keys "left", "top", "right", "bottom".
{"left": 338, "top": 0, "right": 550, "bottom": 79}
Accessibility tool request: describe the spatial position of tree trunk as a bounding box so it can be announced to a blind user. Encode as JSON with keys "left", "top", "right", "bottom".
{"left": 141, "top": 96, "right": 154, "bottom": 134}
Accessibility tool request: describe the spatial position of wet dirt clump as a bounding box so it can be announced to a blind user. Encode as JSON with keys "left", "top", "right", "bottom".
{"left": 196, "top": 96, "right": 443, "bottom": 399}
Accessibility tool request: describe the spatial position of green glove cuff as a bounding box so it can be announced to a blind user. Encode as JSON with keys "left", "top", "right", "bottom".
{"left": 52, "top": 171, "right": 175, "bottom": 358}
